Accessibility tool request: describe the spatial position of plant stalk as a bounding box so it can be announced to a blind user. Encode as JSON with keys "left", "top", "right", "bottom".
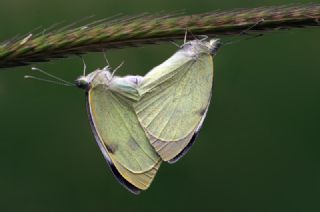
{"left": 0, "top": 4, "right": 319, "bottom": 69}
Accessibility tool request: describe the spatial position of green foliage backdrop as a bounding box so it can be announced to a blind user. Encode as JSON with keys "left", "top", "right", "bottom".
{"left": 0, "top": 0, "right": 319, "bottom": 211}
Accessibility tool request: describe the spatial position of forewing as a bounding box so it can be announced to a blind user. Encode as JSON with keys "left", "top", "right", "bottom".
{"left": 135, "top": 54, "right": 213, "bottom": 161}
{"left": 87, "top": 85, "right": 161, "bottom": 192}
{"left": 138, "top": 49, "right": 192, "bottom": 95}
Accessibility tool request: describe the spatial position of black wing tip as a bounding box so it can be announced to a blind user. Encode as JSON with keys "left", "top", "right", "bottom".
{"left": 109, "top": 162, "right": 142, "bottom": 195}
{"left": 167, "top": 131, "right": 199, "bottom": 164}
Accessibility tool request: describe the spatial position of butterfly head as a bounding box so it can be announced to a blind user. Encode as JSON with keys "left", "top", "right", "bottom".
{"left": 208, "top": 39, "right": 221, "bottom": 55}
{"left": 76, "top": 67, "right": 115, "bottom": 91}
{"left": 75, "top": 75, "right": 90, "bottom": 90}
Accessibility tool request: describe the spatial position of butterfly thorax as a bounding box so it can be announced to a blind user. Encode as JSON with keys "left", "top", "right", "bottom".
{"left": 109, "top": 75, "right": 143, "bottom": 101}
{"left": 183, "top": 39, "right": 221, "bottom": 57}
{"left": 76, "top": 68, "right": 142, "bottom": 101}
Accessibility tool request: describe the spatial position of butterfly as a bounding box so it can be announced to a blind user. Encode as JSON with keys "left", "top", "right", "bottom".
{"left": 135, "top": 38, "right": 221, "bottom": 163}
{"left": 75, "top": 38, "right": 221, "bottom": 192}
{"left": 26, "top": 37, "right": 221, "bottom": 194}
{"left": 75, "top": 65, "right": 161, "bottom": 194}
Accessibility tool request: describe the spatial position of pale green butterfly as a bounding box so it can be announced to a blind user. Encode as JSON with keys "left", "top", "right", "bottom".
{"left": 135, "top": 38, "right": 221, "bottom": 163}
{"left": 26, "top": 62, "right": 162, "bottom": 194}
{"left": 75, "top": 64, "right": 162, "bottom": 194}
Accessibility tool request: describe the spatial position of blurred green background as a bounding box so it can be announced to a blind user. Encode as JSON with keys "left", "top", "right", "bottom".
{"left": 1, "top": 0, "right": 320, "bottom": 211}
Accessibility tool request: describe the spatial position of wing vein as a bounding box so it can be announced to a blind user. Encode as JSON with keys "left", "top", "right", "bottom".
{"left": 110, "top": 93, "right": 159, "bottom": 165}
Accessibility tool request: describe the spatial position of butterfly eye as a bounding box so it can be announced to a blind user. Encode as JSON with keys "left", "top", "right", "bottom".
{"left": 75, "top": 76, "right": 89, "bottom": 89}
{"left": 209, "top": 39, "right": 222, "bottom": 55}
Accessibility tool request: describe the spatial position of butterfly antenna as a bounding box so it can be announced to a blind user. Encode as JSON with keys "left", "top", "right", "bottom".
{"left": 111, "top": 61, "right": 124, "bottom": 78}
{"left": 180, "top": 28, "right": 193, "bottom": 48}
{"left": 183, "top": 28, "right": 198, "bottom": 43}
{"left": 198, "top": 35, "right": 208, "bottom": 41}
{"left": 224, "top": 18, "right": 265, "bottom": 45}
{"left": 224, "top": 33, "right": 264, "bottom": 46}
{"left": 189, "top": 30, "right": 199, "bottom": 40}
{"left": 27, "top": 67, "right": 74, "bottom": 86}
{"left": 240, "top": 18, "right": 265, "bottom": 36}
{"left": 80, "top": 56, "right": 87, "bottom": 76}
{"left": 169, "top": 28, "right": 188, "bottom": 48}
{"left": 169, "top": 41, "right": 180, "bottom": 48}
{"left": 24, "top": 75, "right": 75, "bottom": 87}
{"left": 103, "top": 50, "right": 109, "bottom": 66}
{"left": 102, "top": 50, "right": 111, "bottom": 69}
{"left": 184, "top": 28, "right": 188, "bottom": 44}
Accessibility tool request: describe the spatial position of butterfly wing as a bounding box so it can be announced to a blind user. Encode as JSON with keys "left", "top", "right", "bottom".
{"left": 151, "top": 100, "right": 211, "bottom": 164}
{"left": 87, "top": 83, "right": 161, "bottom": 194}
{"left": 135, "top": 48, "right": 213, "bottom": 162}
